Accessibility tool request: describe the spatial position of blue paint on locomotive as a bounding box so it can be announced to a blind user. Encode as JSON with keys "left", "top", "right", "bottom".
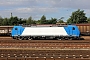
{"left": 64, "top": 25, "right": 80, "bottom": 37}
{"left": 11, "top": 26, "right": 25, "bottom": 36}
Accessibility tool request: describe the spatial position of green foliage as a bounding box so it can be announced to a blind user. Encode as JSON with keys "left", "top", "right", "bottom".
{"left": 50, "top": 18, "right": 57, "bottom": 24}
{"left": 21, "top": 19, "right": 27, "bottom": 25}
{"left": 59, "top": 20, "right": 64, "bottom": 23}
{"left": 36, "top": 20, "right": 41, "bottom": 24}
{"left": 0, "top": 16, "right": 3, "bottom": 26}
{"left": 2, "top": 18, "right": 9, "bottom": 25}
{"left": 67, "top": 18, "right": 72, "bottom": 24}
{"left": 67, "top": 9, "right": 87, "bottom": 24}
{"left": 87, "top": 17, "right": 90, "bottom": 23}
{"left": 26, "top": 16, "right": 32, "bottom": 24}
{"left": 0, "top": 9, "right": 90, "bottom": 26}
{"left": 40, "top": 15, "right": 46, "bottom": 24}
{"left": 9, "top": 16, "right": 21, "bottom": 25}
{"left": 56, "top": 17, "right": 64, "bottom": 23}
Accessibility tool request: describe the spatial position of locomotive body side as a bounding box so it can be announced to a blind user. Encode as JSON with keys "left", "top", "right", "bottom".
{"left": 21, "top": 27, "right": 68, "bottom": 36}
{"left": 11, "top": 25, "right": 80, "bottom": 40}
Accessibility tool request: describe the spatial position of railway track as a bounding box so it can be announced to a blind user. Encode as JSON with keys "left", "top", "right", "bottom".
{"left": 0, "top": 36, "right": 89, "bottom": 60}
{"left": 0, "top": 41, "right": 90, "bottom": 50}
{"left": 0, "top": 50, "right": 90, "bottom": 59}
{"left": 0, "top": 37, "right": 90, "bottom": 49}
{"left": 0, "top": 58, "right": 90, "bottom": 60}
{"left": 0, "top": 40, "right": 90, "bottom": 43}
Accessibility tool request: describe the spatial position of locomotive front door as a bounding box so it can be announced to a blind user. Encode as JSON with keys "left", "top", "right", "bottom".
{"left": 69, "top": 27, "right": 76, "bottom": 36}
{"left": 72, "top": 27, "right": 76, "bottom": 36}
{"left": 14, "top": 27, "right": 21, "bottom": 36}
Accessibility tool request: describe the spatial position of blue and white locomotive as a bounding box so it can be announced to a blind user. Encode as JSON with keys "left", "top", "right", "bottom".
{"left": 11, "top": 25, "right": 80, "bottom": 40}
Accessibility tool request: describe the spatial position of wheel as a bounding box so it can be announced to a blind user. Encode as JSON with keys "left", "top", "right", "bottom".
{"left": 28, "top": 37, "right": 32, "bottom": 40}
{"left": 15, "top": 37, "right": 18, "bottom": 40}
{"left": 77, "top": 37, "right": 80, "bottom": 40}
{"left": 57, "top": 38, "right": 62, "bottom": 40}
{"left": 69, "top": 38, "right": 73, "bottom": 40}
{"left": 18, "top": 37, "right": 23, "bottom": 40}
{"left": 65, "top": 38, "right": 69, "bottom": 40}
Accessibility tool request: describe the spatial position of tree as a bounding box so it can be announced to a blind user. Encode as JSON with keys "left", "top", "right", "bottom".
{"left": 32, "top": 20, "right": 36, "bottom": 24}
{"left": 45, "top": 18, "right": 57, "bottom": 24}
{"left": 2, "top": 18, "right": 9, "bottom": 25}
{"left": 13, "top": 16, "right": 20, "bottom": 25}
{"left": 67, "top": 9, "right": 87, "bottom": 24}
{"left": 0, "top": 16, "right": 3, "bottom": 25}
{"left": 40, "top": 15, "right": 46, "bottom": 24}
{"left": 26, "top": 16, "right": 36, "bottom": 25}
{"left": 67, "top": 18, "right": 72, "bottom": 24}
{"left": 36, "top": 20, "right": 41, "bottom": 24}
{"left": 87, "top": 17, "right": 90, "bottom": 23}
{"left": 18, "top": 18, "right": 23, "bottom": 24}
{"left": 26, "top": 16, "right": 32, "bottom": 24}
{"left": 9, "top": 16, "right": 20, "bottom": 25}
{"left": 58, "top": 17, "right": 64, "bottom": 23}
{"left": 50, "top": 18, "right": 57, "bottom": 24}
{"left": 22, "top": 19, "right": 27, "bottom": 25}
{"left": 59, "top": 20, "right": 64, "bottom": 23}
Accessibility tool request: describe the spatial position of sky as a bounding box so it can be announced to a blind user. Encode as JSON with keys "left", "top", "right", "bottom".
{"left": 0, "top": 0, "right": 90, "bottom": 21}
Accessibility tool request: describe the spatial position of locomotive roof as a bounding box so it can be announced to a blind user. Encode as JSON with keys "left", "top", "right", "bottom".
{"left": 22, "top": 25, "right": 68, "bottom": 27}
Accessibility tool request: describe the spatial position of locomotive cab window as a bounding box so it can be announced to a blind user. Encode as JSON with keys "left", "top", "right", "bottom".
{"left": 72, "top": 27, "right": 75, "bottom": 30}
{"left": 15, "top": 28, "right": 18, "bottom": 30}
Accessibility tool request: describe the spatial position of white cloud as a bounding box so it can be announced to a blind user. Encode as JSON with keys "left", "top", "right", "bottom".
{"left": 41, "top": 0, "right": 90, "bottom": 9}
{"left": 0, "top": 0, "right": 39, "bottom": 8}
{"left": 12, "top": 7, "right": 58, "bottom": 14}
{"left": 0, "top": 7, "right": 58, "bottom": 19}
{"left": 0, "top": 0, "right": 90, "bottom": 9}
{"left": 0, "top": 0, "right": 90, "bottom": 20}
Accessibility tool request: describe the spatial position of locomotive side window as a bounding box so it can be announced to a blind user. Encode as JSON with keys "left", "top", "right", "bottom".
{"left": 72, "top": 27, "right": 75, "bottom": 30}
{"left": 15, "top": 28, "right": 18, "bottom": 30}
